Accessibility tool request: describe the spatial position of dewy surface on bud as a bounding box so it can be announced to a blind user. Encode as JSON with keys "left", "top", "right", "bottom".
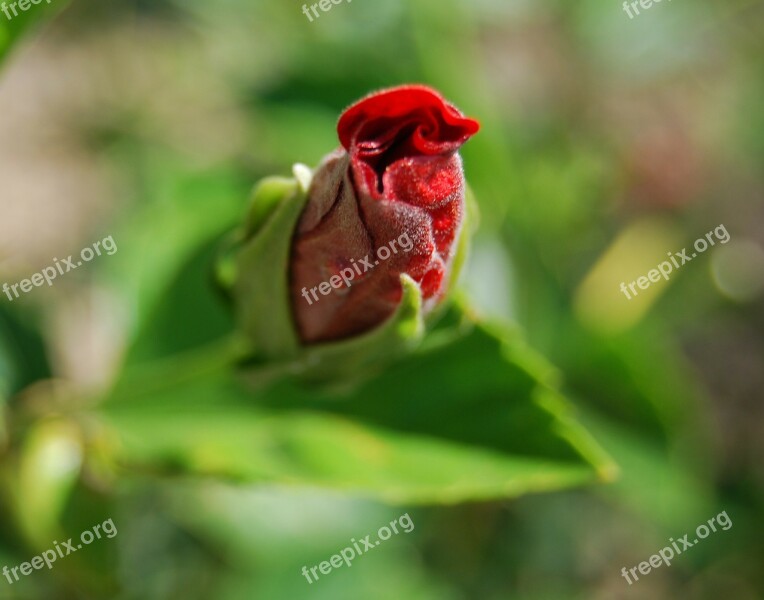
{"left": 291, "top": 85, "right": 479, "bottom": 344}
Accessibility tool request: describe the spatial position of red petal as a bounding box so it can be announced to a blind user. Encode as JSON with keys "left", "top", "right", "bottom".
{"left": 338, "top": 85, "right": 480, "bottom": 155}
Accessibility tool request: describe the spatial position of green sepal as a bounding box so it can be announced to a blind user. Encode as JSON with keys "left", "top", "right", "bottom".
{"left": 225, "top": 165, "right": 312, "bottom": 361}
{"left": 239, "top": 273, "right": 425, "bottom": 388}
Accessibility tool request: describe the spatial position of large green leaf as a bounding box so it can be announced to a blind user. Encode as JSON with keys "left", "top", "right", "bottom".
{"left": 99, "top": 318, "right": 615, "bottom": 505}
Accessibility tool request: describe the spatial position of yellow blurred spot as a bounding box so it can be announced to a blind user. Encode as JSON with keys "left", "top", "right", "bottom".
{"left": 712, "top": 239, "right": 764, "bottom": 302}
{"left": 574, "top": 219, "right": 680, "bottom": 335}
{"left": 17, "top": 420, "right": 83, "bottom": 546}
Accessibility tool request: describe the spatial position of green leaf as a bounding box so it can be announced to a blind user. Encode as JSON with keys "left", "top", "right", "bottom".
{"left": 551, "top": 315, "right": 705, "bottom": 445}
{"left": 579, "top": 409, "right": 714, "bottom": 534}
{"left": 125, "top": 236, "right": 237, "bottom": 364}
{"left": 99, "top": 318, "right": 614, "bottom": 505}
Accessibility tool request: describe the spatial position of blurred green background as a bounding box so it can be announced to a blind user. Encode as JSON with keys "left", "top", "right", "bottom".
{"left": 0, "top": 0, "right": 763, "bottom": 598}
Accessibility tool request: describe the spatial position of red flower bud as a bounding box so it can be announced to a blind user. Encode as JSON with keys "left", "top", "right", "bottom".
{"left": 290, "top": 85, "right": 479, "bottom": 344}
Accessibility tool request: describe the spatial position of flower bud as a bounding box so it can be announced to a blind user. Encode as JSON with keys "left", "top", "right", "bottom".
{"left": 221, "top": 85, "right": 479, "bottom": 368}
{"left": 291, "top": 85, "right": 479, "bottom": 343}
